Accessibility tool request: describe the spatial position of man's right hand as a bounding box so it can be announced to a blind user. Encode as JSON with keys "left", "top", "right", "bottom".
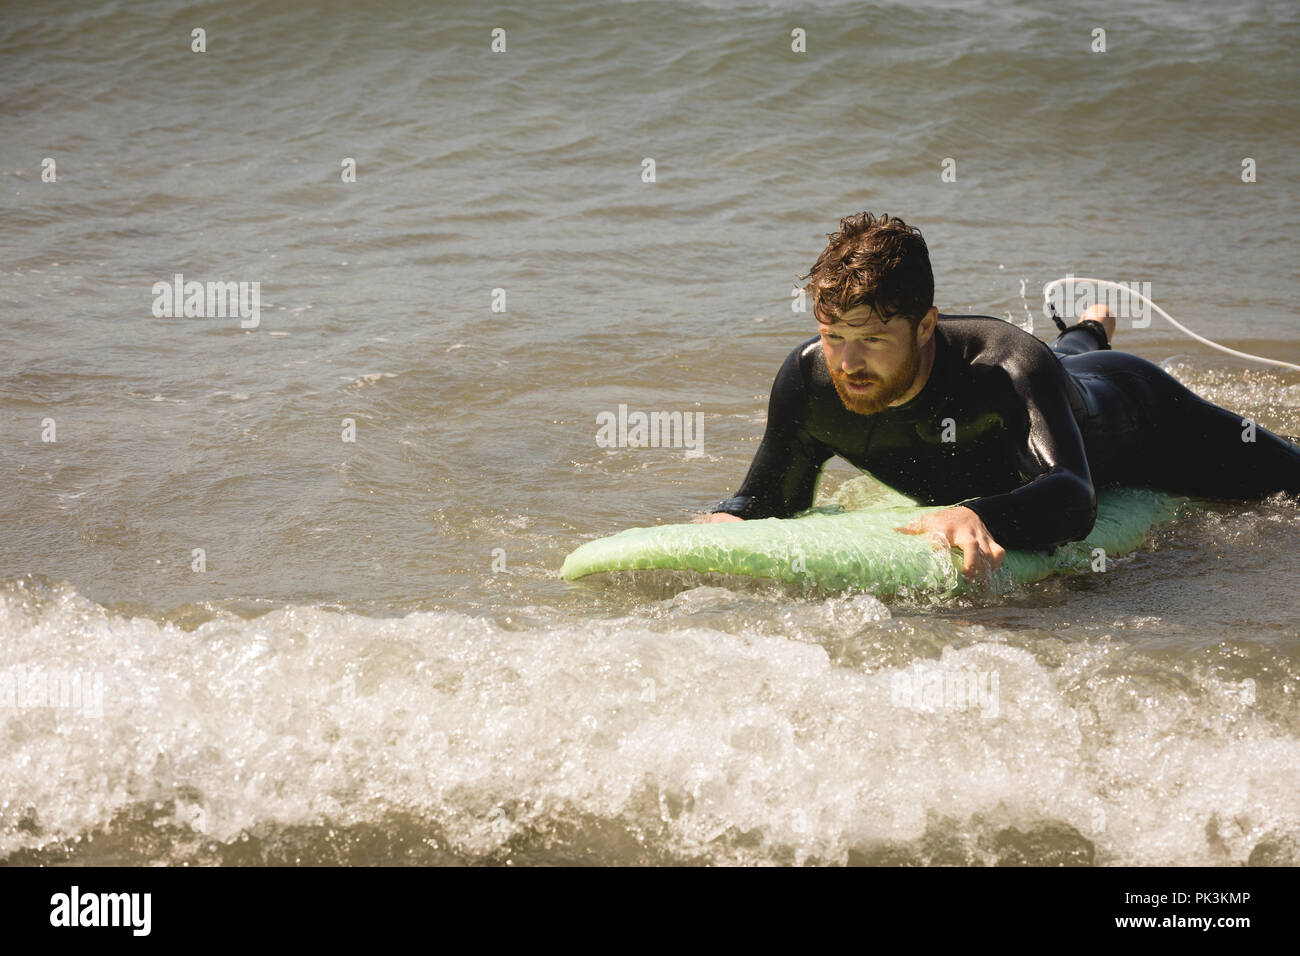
{"left": 693, "top": 512, "right": 744, "bottom": 524}
{"left": 894, "top": 505, "right": 1005, "bottom": 583}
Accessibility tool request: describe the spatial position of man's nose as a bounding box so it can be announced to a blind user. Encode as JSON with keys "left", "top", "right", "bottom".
{"left": 840, "top": 340, "right": 867, "bottom": 372}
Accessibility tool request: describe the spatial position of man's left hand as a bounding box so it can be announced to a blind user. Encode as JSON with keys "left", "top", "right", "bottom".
{"left": 894, "top": 506, "right": 1006, "bottom": 583}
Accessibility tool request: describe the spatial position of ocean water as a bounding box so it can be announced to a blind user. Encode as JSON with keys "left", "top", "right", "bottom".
{"left": 1, "top": 0, "right": 1298, "bottom": 865}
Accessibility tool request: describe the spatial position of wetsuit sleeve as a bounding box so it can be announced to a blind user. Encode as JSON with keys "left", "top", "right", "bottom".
{"left": 960, "top": 347, "right": 1098, "bottom": 550}
{"left": 712, "top": 346, "right": 834, "bottom": 519}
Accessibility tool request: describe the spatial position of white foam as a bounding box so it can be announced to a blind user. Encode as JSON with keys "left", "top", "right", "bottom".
{"left": 0, "top": 579, "right": 1296, "bottom": 864}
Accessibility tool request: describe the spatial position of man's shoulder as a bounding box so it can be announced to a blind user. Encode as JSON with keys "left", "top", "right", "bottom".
{"left": 761, "top": 335, "right": 831, "bottom": 401}
{"left": 936, "top": 314, "right": 1056, "bottom": 367}
{"left": 935, "top": 313, "right": 1036, "bottom": 342}
{"left": 792, "top": 333, "right": 822, "bottom": 356}
{"left": 782, "top": 334, "right": 827, "bottom": 376}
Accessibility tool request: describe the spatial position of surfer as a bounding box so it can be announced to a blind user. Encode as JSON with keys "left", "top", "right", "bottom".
{"left": 702, "top": 212, "right": 1300, "bottom": 581}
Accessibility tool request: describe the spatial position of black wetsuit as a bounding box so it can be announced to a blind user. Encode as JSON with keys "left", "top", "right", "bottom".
{"left": 712, "top": 315, "right": 1300, "bottom": 551}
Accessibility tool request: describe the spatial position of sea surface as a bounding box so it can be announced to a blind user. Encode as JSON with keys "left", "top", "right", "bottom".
{"left": 1, "top": 0, "right": 1298, "bottom": 865}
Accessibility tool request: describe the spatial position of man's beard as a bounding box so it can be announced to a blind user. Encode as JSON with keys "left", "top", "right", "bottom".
{"left": 828, "top": 341, "right": 922, "bottom": 415}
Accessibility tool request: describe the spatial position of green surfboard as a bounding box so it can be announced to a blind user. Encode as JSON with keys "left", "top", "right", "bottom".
{"left": 561, "top": 482, "right": 1185, "bottom": 597}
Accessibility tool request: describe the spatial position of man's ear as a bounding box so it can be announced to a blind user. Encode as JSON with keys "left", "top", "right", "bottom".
{"left": 916, "top": 306, "right": 938, "bottom": 345}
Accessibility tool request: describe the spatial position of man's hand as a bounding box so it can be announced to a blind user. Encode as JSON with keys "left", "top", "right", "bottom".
{"left": 894, "top": 505, "right": 1006, "bottom": 583}
{"left": 693, "top": 512, "right": 744, "bottom": 524}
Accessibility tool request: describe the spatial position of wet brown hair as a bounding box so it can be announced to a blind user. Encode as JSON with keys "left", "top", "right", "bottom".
{"left": 801, "top": 212, "right": 934, "bottom": 328}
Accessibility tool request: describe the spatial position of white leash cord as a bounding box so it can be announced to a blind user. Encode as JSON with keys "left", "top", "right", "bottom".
{"left": 1042, "top": 276, "right": 1300, "bottom": 373}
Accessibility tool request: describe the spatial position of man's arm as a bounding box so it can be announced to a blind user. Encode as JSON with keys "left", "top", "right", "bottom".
{"left": 959, "top": 345, "right": 1097, "bottom": 550}
{"left": 895, "top": 342, "right": 1095, "bottom": 579}
{"left": 707, "top": 344, "right": 833, "bottom": 521}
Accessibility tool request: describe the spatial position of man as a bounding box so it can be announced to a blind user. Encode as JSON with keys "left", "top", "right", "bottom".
{"left": 701, "top": 212, "right": 1300, "bottom": 582}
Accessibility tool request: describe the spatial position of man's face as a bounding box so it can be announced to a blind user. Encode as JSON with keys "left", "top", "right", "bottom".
{"left": 819, "top": 305, "right": 925, "bottom": 415}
